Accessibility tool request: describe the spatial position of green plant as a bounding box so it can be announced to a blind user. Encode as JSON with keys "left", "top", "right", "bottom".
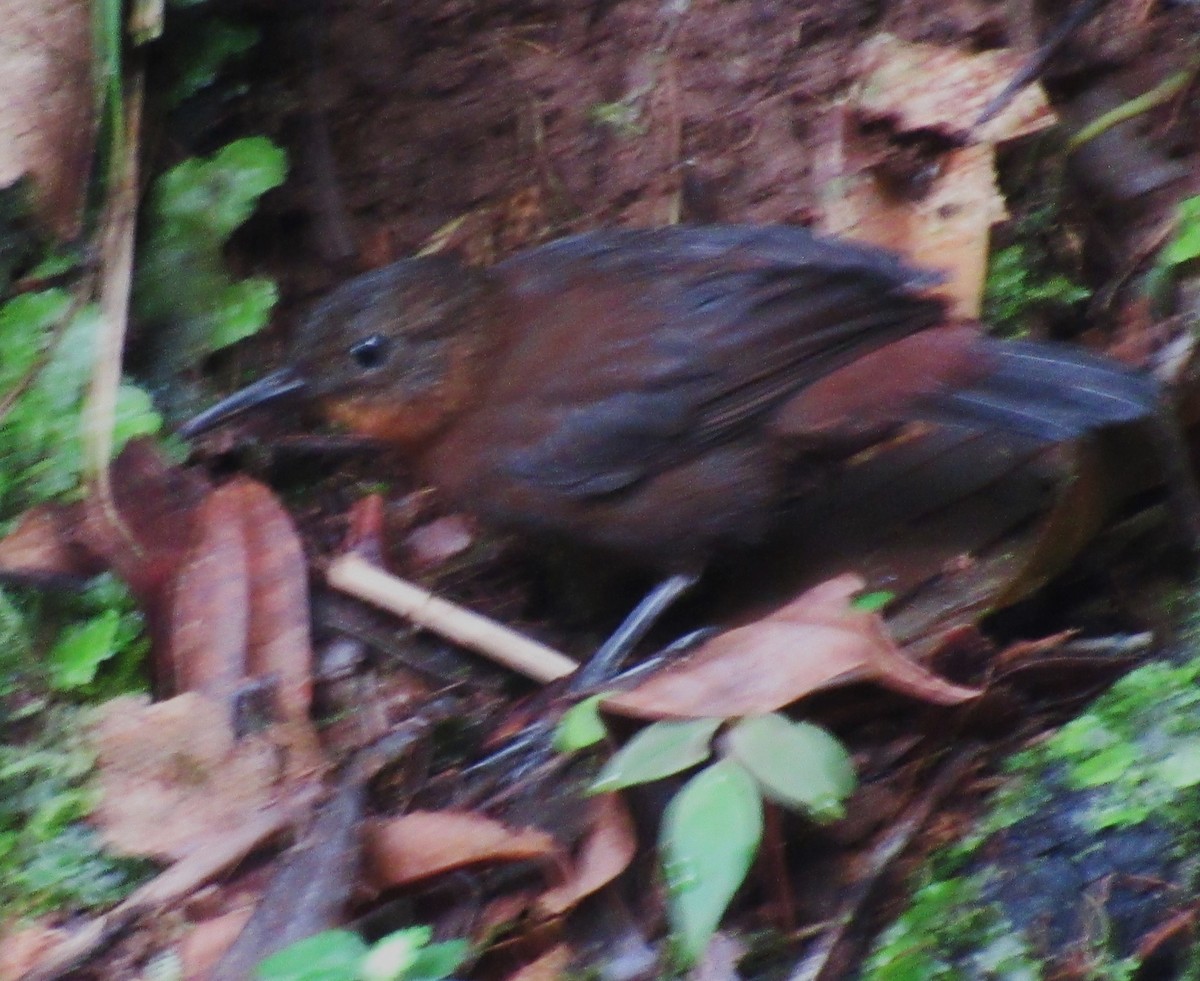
{"left": 255, "top": 926, "right": 468, "bottom": 981}
{"left": 585, "top": 712, "right": 856, "bottom": 966}
{"left": 133, "top": 136, "right": 287, "bottom": 371}
{"left": 46, "top": 575, "right": 150, "bottom": 697}
{"left": 0, "top": 702, "right": 152, "bottom": 918}
{"left": 983, "top": 244, "right": 1091, "bottom": 337}
{"left": 0, "top": 290, "right": 161, "bottom": 521}
{"left": 167, "top": 19, "right": 259, "bottom": 105}
{"left": 1147, "top": 194, "right": 1200, "bottom": 306}
{"left": 1162, "top": 195, "right": 1200, "bottom": 270}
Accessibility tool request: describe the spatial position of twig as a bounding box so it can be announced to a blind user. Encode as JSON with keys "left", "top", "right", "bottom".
{"left": 1067, "top": 63, "right": 1200, "bottom": 154}
{"left": 83, "top": 75, "right": 143, "bottom": 534}
{"left": 785, "top": 750, "right": 978, "bottom": 981}
{"left": 975, "top": 0, "right": 1106, "bottom": 127}
{"left": 326, "top": 552, "right": 579, "bottom": 683}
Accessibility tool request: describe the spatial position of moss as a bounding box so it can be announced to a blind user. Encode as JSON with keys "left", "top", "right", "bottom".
{"left": 865, "top": 872, "right": 1041, "bottom": 981}
{"left": 864, "top": 648, "right": 1200, "bottom": 980}
{"left": 983, "top": 244, "right": 1091, "bottom": 338}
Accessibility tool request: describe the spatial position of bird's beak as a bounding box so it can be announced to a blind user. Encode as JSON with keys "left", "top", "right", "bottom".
{"left": 179, "top": 367, "right": 309, "bottom": 439}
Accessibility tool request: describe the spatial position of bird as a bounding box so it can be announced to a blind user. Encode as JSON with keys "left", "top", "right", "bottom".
{"left": 182, "top": 223, "right": 1161, "bottom": 575}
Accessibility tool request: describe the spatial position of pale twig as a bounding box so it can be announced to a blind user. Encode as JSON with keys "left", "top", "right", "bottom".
{"left": 1066, "top": 62, "right": 1200, "bottom": 154}
{"left": 83, "top": 75, "right": 142, "bottom": 529}
{"left": 326, "top": 552, "right": 579, "bottom": 683}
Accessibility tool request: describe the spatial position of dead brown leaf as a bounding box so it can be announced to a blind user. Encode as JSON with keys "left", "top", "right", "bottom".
{"left": 404, "top": 515, "right": 475, "bottom": 568}
{"left": 238, "top": 479, "right": 314, "bottom": 719}
{"left": 502, "top": 944, "right": 573, "bottom": 981}
{"left": 78, "top": 439, "right": 209, "bottom": 635}
{"left": 855, "top": 33, "right": 1057, "bottom": 144}
{"left": 90, "top": 692, "right": 324, "bottom": 862}
{"left": 363, "top": 811, "right": 566, "bottom": 891}
{"left": 536, "top": 793, "right": 637, "bottom": 918}
{"left": 606, "top": 574, "right": 980, "bottom": 720}
{"left": 179, "top": 909, "right": 254, "bottom": 981}
{"left": 0, "top": 441, "right": 207, "bottom": 615}
{"left": 168, "top": 477, "right": 316, "bottom": 715}
{"left": 0, "top": 920, "right": 66, "bottom": 981}
{"left": 818, "top": 34, "right": 1058, "bottom": 318}
{"left": 2, "top": 443, "right": 315, "bottom": 718}
{"left": 169, "top": 490, "right": 251, "bottom": 703}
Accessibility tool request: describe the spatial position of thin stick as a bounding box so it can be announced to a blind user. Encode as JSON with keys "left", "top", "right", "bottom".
{"left": 326, "top": 552, "right": 579, "bottom": 683}
{"left": 1066, "top": 63, "right": 1200, "bottom": 153}
{"left": 84, "top": 76, "right": 143, "bottom": 527}
{"left": 974, "top": 0, "right": 1105, "bottom": 127}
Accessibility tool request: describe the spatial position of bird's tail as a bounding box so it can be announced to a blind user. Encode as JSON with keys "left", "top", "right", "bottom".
{"left": 919, "top": 338, "right": 1161, "bottom": 442}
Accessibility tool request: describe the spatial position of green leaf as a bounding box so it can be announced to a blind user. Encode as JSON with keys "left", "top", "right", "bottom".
{"left": 47, "top": 611, "right": 122, "bottom": 690}
{"left": 726, "top": 714, "right": 856, "bottom": 823}
{"left": 154, "top": 137, "right": 286, "bottom": 239}
{"left": 360, "top": 927, "right": 431, "bottom": 981}
{"left": 0, "top": 290, "right": 70, "bottom": 390}
{"left": 1155, "top": 739, "right": 1200, "bottom": 789}
{"left": 661, "top": 759, "right": 763, "bottom": 966}
{"left": 360, "top": 927, "right": 467, "bottom": 981}
{"left": 851, "top": 590, "right": 894, "bottom": 613}
{"left": 1164, "top": 196, "right": 1200, "bottom": 265}
{"left": 208, "top": 277, "right": 279, "bottom": 350}
{"left": 406, "top": 939, "right": 469, "bottom": 981}
{"left": 169, "top": 20, "right": 258, "bottom": 104}
{"left": 254, "top": 930, "right": 367, "bottom": 981}
{"left": 134, "top": 137, "right": 287, "bottom": 366}
{"left": 554, "top": 694, "right": 608, "bottom": 753}
{"left": 591, "top": 718, "right": 720, "bottom": 792}
{"left": 0, "top": 297, "right": 161, "bottom": 517}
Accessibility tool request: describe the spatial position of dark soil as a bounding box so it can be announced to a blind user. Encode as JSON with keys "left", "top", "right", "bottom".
{"left": 251, "top": 0, "right": 1200, "bottom": 296}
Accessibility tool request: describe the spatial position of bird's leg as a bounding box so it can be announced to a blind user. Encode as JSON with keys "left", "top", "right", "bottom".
{"left": 568, "top": 571, "right": 700, "bottom": 694}
{"left": 454, "top": 572, "right": 700, "bottom": 803}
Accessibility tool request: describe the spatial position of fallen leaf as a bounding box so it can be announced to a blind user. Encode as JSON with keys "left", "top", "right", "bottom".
{"left": 364, "top": 811, "right": 565, "bottom": 890}
{"left": 606, "top": 575, "right": 980, "bottom": 720}
{"left": 6, "top": 443, "right": 314, "bottom": 719}
{"left": 343, "top": 493, "right": 386, "bottom": 563}
{"left": 168, "top": 490, "right": 250, "bottom": 702}
{"left": 167, "top": 476, "right": 313, "bottom": 717}
{"left": 78, "top": 439, "right": 209, "bottom": 610}
{"left": 855, "top": 33, "right": 1056, "bottom": 144}
{"left": 537, "top": 793, "right": 637, "bottom": 917}
{"left": 818, "top": 35, "right": 1057, "bottom": 318}
{"left": 91, "top": 692, "right": 323, "bottom": 862}
{"left": 0, "top": 920, "right": 67, "bottom": 981}
{"left": 404, "top": 515, "right": 475, "bottom": 567}
{"left": 502, "top": 944, "right": 573, "bottom": 981}
{"left": 238, "top": 478, "right": 314, "bottom": 719}
{"left": 179, "top": 909, "right": 254, "bottom": 981}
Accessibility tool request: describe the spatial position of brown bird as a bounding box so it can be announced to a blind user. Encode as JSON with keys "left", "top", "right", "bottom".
{"left": 183, "top": 224, "right": 1160, "bottom": 572}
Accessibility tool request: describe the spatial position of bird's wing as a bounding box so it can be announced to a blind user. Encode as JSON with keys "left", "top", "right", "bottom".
{"left": 475, "top": 225, "right": 948, "bottom": 497}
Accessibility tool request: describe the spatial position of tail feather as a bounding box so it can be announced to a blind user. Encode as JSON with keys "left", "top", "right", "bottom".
{"left": 919, "top": 339, "right": 1160, "bottom": 442}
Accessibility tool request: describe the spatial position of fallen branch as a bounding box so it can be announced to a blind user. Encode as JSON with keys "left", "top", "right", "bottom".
{"left": 325, "top": 552, "right": 579, "bottom": 683}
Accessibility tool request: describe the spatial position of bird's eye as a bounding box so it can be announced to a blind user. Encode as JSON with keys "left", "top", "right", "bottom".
{"left": 349, "top": 334, "right": 391, "bottom": 370}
